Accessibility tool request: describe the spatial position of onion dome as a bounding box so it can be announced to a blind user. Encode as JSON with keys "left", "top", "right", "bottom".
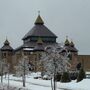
{"left": 22, "top": 13, "right": 57, "bottom": 41}
{"left": 69, "top": 40, "right": 78, "bottom": 52}
{"left": 35, "top": 14, "right": 44, "bottom": 25}
{"left": 4, "top": 39, "right": 10, "bottom": 45}
{"left": 70, "top": 41, "right": 74, "bottom": 47}
{"left": 64, "top": 37, "right": 78, "bottom": 52}
{"left": 64, "top": 36, "right": 70, "bottom": 46}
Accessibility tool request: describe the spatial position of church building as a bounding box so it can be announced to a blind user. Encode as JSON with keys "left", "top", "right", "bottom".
{"left": 0, "top": 14, "right": 86, "bottom": 73}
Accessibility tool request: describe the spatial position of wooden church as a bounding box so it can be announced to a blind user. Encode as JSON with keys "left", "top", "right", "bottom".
{"left": 0, "top": 13, "right": 86, "bottom": 73}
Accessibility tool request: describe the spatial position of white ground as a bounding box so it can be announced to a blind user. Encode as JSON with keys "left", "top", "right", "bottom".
{"left": 0, "top": 72, "right": 90, "bottom": 90}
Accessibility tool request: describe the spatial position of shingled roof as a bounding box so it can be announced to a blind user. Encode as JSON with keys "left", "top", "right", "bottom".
{"left": 34, "top": 37, "right": 44, "bottom": 51}
{"left": 22, "top": 15, "right": 57, "bottom": 40}
{"left": 64, "top": 45, "right": 78, "bottom": 52}
{"left": 1, "top": 39, "right": 13, "bottom": 51}
{"left": 64, "top": 37, "right": 70, "bottom": 46}
{"left": 64, "top": 37, "right": 78, "bottom": 52}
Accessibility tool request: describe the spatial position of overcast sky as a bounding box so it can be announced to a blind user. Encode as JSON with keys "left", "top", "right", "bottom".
{"left": 0, "top": 0, "right": 90, "bottom": 55}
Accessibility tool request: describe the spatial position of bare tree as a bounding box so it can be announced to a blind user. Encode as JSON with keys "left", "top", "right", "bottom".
{"left": 41, "top": 45, "right": 70, "bottom": 90}
{"left": 0, "top": 59, "right": 8, "bottom": 84}
{"left": 15, "top": 56, "right": 31, "bottom": 87}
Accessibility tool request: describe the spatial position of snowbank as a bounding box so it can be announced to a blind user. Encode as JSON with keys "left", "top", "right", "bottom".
{"left": 0, "top": 73, "right": 90, "bottom": 90}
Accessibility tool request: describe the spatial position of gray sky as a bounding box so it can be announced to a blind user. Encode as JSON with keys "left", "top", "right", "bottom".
{"left": 0, "top": 0, "right": 90, "bottom": 55}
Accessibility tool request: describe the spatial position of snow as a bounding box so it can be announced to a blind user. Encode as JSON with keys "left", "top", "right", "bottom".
{"left": 0, "top": 73, "right": 90, "bottom": 90}
{"left": 23, "top": 48, "right": 34, "bottom": 51}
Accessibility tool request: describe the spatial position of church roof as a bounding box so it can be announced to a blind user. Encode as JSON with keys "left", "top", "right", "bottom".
{"left": 64, "top": 45, "right": 78, "bottom": 52}
{"left": 69, "top": 46, "right": 78, "bottom": 52}
{"left": 70, "top": 41, "right": 74, "bottom": 47}
{"left": 34, "top": 44, "right": 44, "bottom": 52}
{"left": 1, "top": 39, "right": 13, "bottom": 51}
{"left": 64, "top": 37, "right": 70, "bottom": 46}
{"left": 35, "top": 15, "right": 44, "bottom": 25}
{"left": 64, "top": 37, "right": 78, "bottom": 52}
{"left": 22, "top": 15, "right": 57, "bottom": 40}
{"left": 4, "top": 39, "right": 10, "bottom": 45}
{"left": 34, "top": 38, "right": 44, "bottom": 51}
{"left": 1, "top": 45, "right": 13, "bottom": 51}
{"left": 37, "top": 37, "right": 43, "bottom": 44}
{"left": 15, "top": 42, "right": 57, "bottom": 52}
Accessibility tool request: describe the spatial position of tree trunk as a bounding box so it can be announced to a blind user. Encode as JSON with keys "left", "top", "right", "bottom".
{"left": 1, "top": 65, "right": 3, "bottom": 84}
{"left": 7, "top": 72, "right": 9, "bottom": 89}
{"left": 1, "top": 75, "right": 3, "bottom": 83}
{"left": 53, "top": 75, "right": 56, "bottom": 90}
{"left": 51, "top": 78, "right": 53, "bottom": 90}
{"left": 23, "top": 60, "right": 26, "bottom": 87}
{"left": 23, "top": 75, "right": 25, "bottom": 87}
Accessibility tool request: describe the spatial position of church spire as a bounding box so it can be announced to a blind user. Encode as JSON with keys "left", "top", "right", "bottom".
{"left": 70, "top": 40, "right": 74, "bottom": 47}
{"left": 64, "top": 36, "right": 70, "bottom": 46}
{"left": 4, "top": 38, "right": 10, "bottom": 45}
{"left": 35, "top": 11, "right": 44, "bottom": 25}
{"left": 1, "top": 38, "right": 13, "bottom": 51}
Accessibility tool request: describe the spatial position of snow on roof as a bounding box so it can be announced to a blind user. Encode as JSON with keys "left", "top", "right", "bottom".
{"left": 23, "top": 48, "right": 34, "bottom": 51}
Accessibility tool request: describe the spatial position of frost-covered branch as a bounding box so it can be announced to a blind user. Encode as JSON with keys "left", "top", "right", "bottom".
{"left": 15, "top": 56, "right": 32, "bottom": 87}
{"left": 41, "top": 45, "right": 70, "bottom": 90}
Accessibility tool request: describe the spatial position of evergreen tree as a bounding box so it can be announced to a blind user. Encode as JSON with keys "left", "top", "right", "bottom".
{"left": 61, "top": 72, "right": 71, "bottom": 82}
{"left": 55, "top": 73, "right": 61, "bottom": 81}
{"left": 77, "top": 68, "right": 86, "bottom": 82}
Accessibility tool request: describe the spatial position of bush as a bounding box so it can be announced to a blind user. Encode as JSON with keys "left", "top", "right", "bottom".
{"left": 55, "top": 73, "right": 61, "bottom": 81}
{"left": 43, "top": 75, "right": 51, "bottom": 80}
{"left": 70, "top": 72, "right": 78, "bottom": 80}
{"left": 34, "top": 77, "right": 38, "bottom": 79}
{"left": 61, "top": 72, "right": 71, "bottom": 82}
{"left": 77, "top": 68, "right": 86, "bottom": 82}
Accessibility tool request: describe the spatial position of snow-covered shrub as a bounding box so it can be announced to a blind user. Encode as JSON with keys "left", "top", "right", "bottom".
{"left": 43, "top": 75, "right": 51, "bottom": 80}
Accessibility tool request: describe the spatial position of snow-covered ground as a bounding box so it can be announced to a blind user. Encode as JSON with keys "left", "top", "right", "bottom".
{"left": 0, "top": 72, "right": 90, "bottom": 90}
